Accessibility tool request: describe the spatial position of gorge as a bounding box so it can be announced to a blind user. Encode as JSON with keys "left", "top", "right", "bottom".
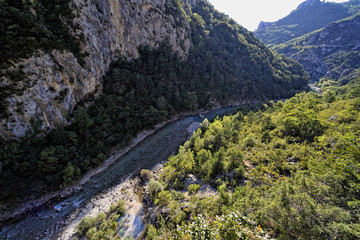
{"left": 0, "top": 0, "right": 359, "bottom": 239}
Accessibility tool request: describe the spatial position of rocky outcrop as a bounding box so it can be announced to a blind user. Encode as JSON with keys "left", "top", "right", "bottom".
{"left": 0, "top": 0, "right": 193, "bottom": 140}
{"left": 256, "top": 21, "right": 271, "bottom": 31}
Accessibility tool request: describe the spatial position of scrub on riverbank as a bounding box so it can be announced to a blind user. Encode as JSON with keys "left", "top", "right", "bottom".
{"left": 0, "top": 104, "right": 244, "bottom": 240}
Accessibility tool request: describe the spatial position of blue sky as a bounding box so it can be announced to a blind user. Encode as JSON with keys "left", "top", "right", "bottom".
{"left": 208, "top": 0, "right": 350, "bottom": 31}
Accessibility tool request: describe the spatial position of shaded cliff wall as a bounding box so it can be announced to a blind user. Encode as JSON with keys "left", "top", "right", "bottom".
{"left": 1, "top": 0, "right": 193, "bottom": 139}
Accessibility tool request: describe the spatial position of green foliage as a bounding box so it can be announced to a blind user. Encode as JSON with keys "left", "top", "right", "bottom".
{"left": 146, "top": 224, "right": 157, "bottom": 240}
{"left": 272, "top": 14, "right": 360, "bottom": 83}
{"left": 252, "top": 173, "right": 357, "bottom": 239}
{"left": 140, "top": 169, "right": 153, "bottom": 181}
{"left": 199, "top": 118, "right": 210, "bottom": 132}
{"left": 0, "top": 0, "right": 85, "bottom": 67}
{"left": 76, "top": 216, "right": 98, "bottom": 237}
{"left": 153, "top": 76, "right": 360, "bottom": 239}
{"left": 148, "top": 180, "right": 163, "bottom": 196}
{"left": 155, "top": 190, "right": 173, "bottom": 207}
{"left": 74, "top": 200, "right": 125, "bottom": 240}
{"left": 171, "top": 190, "right": 185, "bottom": 201}
{"left": 187, "top": 184, "right": 200, "bottom": 194}
{"left": 63, "top": 162, "right": 80, "bottom": 186}
{"left": 173, "top": 213, "right": 259, "bottom": 240}
{"left": 282, "top": 109, "right": 325, "bottom": 142}
{"left": 244, "top": 134, "right": 256, "bottom": 147}
{"left": 109, "top": 200, "right": 126, "bottom": 216}
{"left": 188, "top": 0, "right": 309, "bottom": 100}
{"left": 0, "top": 0, "right": 86, "bottom": 115}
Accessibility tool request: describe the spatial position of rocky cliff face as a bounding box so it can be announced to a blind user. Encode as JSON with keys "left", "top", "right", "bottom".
{"left": 273, "top": 15, "right": 360, "bottom": 83}
{"left": 0, "top": 0, "right": 193, "bottom": 140}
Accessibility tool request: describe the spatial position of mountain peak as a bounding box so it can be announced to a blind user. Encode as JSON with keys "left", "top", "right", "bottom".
{"left": 257, "top": 21, "right": 271, "bottom": 30}
{"left": 297, "top": 0, "right": 324, "bottom": 9}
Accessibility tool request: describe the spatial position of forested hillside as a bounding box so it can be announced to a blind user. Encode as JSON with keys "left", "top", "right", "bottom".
{"left": 141, "top": 76, "right": 360, "bottom": 239}
{"left": 0, "top": 0, "right": 308, "bottom": 208}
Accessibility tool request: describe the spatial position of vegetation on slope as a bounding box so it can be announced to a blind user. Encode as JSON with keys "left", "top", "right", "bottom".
{"left": 254, "top": 0, "right": 360, "bottom": 46}
{"left": 71, "top": 77, "right": 359, "bottom": 239}
{"left": 0, "top": 0, "right": 84, "bottom": 67}
{"left": 272, "top": 14, "right": 360, "bottom": 83}
{"left": 0, "top": 0, "right": 308, "bottom": 206}
{"left": 143, "top": 77, "right": 360, "bottom": 239}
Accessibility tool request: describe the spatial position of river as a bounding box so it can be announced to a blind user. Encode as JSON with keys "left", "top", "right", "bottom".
{"left": 0, "top": 105, "right": 239, "bottom": 240}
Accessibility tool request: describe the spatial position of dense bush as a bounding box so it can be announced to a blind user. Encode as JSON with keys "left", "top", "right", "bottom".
{"left": 74, "top": 200, "right": 125, "bottom": 240}
{"left": 173, "top": 213, "right": 258, "bottom": 240}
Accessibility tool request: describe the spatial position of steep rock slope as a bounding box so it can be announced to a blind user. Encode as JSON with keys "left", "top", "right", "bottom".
{"left": 255, "top": 0, "right": 360, "bottom": 46}
{"left": 0, "top": 0, "right": 192, "bottom": 140}
{"left": 273, "top": 15, "right": 360, "bottom": 83}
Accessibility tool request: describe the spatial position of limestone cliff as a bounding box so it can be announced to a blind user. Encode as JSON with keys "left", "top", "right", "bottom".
{"left": 0, "top": 0, "right": 193, "bottom": 140}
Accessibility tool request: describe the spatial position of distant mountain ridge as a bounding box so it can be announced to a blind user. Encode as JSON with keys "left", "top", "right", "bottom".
{"left": 255, "top": 0, "right": 360, "bottom": 83}
{"left": 273, "top": 14, "right": 360, "bottom": 83}
{"left": 297, "top": 0, "right": 324, "bottom": 10}
{"left": 255, "top": 0, "right": 360, "bottom": 46}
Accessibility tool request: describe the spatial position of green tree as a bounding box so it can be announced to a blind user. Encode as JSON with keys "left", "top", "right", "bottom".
{"left": 155, "top": 190, "right": 173, "bottom": 206}
{"left": 184, "top": 91, "right": 199, "bottom": 110}
{"left": 38, "top": 146, "right": 60, "bottom": 174}
{"left": 62, "top": 162, "right": 80, "bottom": 185}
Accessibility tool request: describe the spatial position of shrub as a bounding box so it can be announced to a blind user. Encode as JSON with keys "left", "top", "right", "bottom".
{"left": 172, "top": 190, "right": 185, "bottom": 200}
{"left": 188, "top": 184, "right": 201, "bottom": 194}
{"left": 155, "top": 190, "right": 172, "bottom": 206}
{"left": 244, "top": 134, "right": 256, "bottom": 147}
{"left": 110, "top": 200, "right": 126, "bottom": 216}
{"left": 75, "top": 202, "right": 125, "bottom": 239}
{"left": 140, "top": 169, "right": 153, "bottom": 181}
{"left": 227, "top": 148, "right": 244, "bottom": 169}
{"left": 200, "top": 118, "right": 210, "bottom": 132}
{"left": 234, "top": 166, "right": 246, "bottom": 180}
{"left": 148, "top": 179, "right": 163, "bottom": 196}
{"left": 282, "top": 112, "right": 325, "bottom": 142}
{"left": 261, "top": 130, "right": 272, "bottom": 143}
{"left": 76, "top": 216, "right": 97, "bottom": 236}
{"left": 174, "top": 213, "right": 252, "bottom": 240}
{"left": 146, "top": 224, "right": 157, "bottom": 240}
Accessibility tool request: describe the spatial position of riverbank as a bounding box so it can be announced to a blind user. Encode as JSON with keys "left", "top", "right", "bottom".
{"left": 58, "top": 116, "right": 205, "bottom": 239}
{"left": 0, "top": 114, "right": 181, "bottom": 223}
{"left": 0, "top": 100, "right": 253, "bottom": 224}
